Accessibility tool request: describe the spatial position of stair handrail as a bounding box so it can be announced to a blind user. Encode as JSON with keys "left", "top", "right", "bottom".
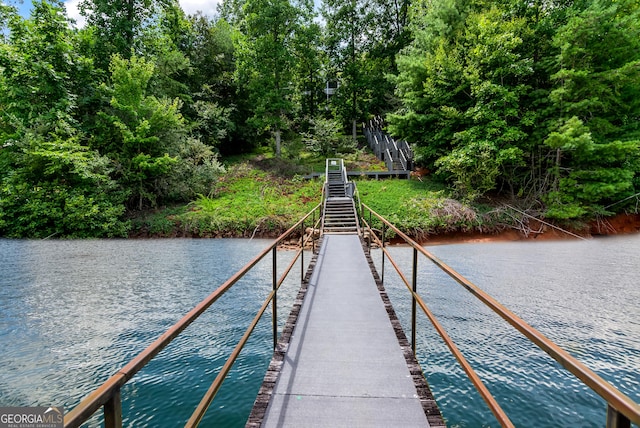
{"left": 64, "top": 204, "right": 322, "bottom": 428}
{"left": 360, "top": 202, "right": 640, "bottom": 428}
{"left": 398, "top": 148, "right": 408, "bottom": 171}
{"left": 384, "top": 147, "right": 394, "bottom": 171}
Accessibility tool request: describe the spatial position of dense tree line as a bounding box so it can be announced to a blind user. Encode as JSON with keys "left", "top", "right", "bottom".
{"left": 388, "top": 0, "right": 640, "bottom": 218}
{"left": 1, "top": 0, "right": 235, "bottom": 237}
{"left": 1, "top": 0, "right": 639, "bottom": 237}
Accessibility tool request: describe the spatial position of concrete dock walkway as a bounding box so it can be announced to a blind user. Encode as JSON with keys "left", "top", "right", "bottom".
{"left": 250, "top": 234, "right": 443, "bottom": 427}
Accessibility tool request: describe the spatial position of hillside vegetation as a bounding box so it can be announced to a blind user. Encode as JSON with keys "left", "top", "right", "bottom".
{"left": 131, "top": 156, "right": 529, "bottom": 240}
{"left": 1, "top": 0, "right": 639, "bottom": 238}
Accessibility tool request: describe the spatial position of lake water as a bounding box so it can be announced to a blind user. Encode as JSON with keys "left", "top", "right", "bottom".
{"left": 0, "top": 236, "right": 638, "bottom": 427}
{"left": 377, "top": 235, "right": 640, "bottom": 427}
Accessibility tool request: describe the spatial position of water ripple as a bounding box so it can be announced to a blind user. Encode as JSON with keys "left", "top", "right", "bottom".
{"left": 2, "top": 237, "right": 637, "bottom": 427}
{"left": 381, "top": 236, "right": 640, "bottom": 427}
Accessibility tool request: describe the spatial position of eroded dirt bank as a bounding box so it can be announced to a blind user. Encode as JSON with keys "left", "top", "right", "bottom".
{"left": 417, "top": 213, "right": 640, "bottom": 246}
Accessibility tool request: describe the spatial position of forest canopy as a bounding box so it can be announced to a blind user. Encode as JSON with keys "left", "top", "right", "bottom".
{"left": 1, "top": 0, "right": 639, "bottom": 237}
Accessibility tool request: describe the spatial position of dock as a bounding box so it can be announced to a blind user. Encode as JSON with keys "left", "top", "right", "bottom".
{"left": 247, "top": 233, "right": 444, "bottom": 427}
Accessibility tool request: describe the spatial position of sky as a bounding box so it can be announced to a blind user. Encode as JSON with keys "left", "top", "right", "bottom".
{"left": 4, "top": 0, "right": 222, "bottom": 26}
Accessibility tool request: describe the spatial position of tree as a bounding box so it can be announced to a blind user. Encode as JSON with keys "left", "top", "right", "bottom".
{"left": 0, "top": 1, "right": 127, "bottom": 237}
{"left": 550, "top": 0, "right": 640, "bottom": 143}
{"left": 78, "top": 0, "right": 159, "bottom": 70}
{"left": 0, "top": 0, "right": 94, "bottom": 139}
{"left": 0, "top": 125, "right": 128, "bottom": 238}
{"left": 291, "top": 21, "right": 323, "bottom": 120}
{"left": 390, "top": 2, "right": 534, "bottom": 198}
{"left": 544, "top": 117, "right": 639, "bottom": 219}
{"left": 94, "top": 54, "right": 223, "bottom": 210}
{"left": 303, "top": 117, "right": 354, "bottom": 156}
{"left": 185, "top": 16, "right": 242, "bottom": 153}
{"left": 323, "top": 0, "right": 375, "bottom": 141}
{"left": 235, "top": 0, "right": 301, "bottom": 157}
{"left": 388, "top": 0, "right": 475, "bottom": 165}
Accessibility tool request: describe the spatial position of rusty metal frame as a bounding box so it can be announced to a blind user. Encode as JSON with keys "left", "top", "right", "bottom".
{"left": 361, "top": 203, "right": 640, "bottom": 428}
{"left": 64, "top": 203, "right": 322, "bottom": 428}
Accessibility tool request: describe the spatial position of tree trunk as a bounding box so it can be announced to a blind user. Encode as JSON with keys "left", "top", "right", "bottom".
{"left": 275, "top": 129, "right": 282, "bottom": 157}
{"left": 352, "top": 119, "right": 357, "bottom": 143}
{"left": 553, "top": 148, "right": 561, "bottom": 192}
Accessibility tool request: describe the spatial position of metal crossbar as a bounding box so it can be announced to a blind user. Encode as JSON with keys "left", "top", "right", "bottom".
{"left": 64, "top": 204, "right": 322, "bottom": 428}
{"left": 360, "top": 202, "right": 640, "bottom": 428}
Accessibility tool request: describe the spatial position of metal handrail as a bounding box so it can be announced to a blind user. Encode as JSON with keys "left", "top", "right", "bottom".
{"left": 64, "top": 204, "right": 322, "bottom": 428}
{"left": 360, "top": 202, "right": 640, "bottom": 428}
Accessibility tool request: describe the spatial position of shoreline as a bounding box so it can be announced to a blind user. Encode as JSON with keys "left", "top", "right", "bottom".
{"left": 412, "top": 212, "right": 640, "bottom": 246}
{"left": 128, "top": 213, "right": 640, "bottom": 245}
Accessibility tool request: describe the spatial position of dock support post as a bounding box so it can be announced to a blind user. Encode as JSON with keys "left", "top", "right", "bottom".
{"left": 607, "top": 405, "right": 631, "bottom": 428}
{"left": 411, "top": 248, "right": 418, "bottom": 354}
{"left": 104, "top": 389, "right": 122, "bottom": 428}
{"left": 272, "top": 247, "right": 278, "bottom": 350}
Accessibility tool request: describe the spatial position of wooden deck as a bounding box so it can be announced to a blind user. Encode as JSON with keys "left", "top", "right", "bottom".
{"left": 247, "top": 234, "right": 444, "bottom": 427}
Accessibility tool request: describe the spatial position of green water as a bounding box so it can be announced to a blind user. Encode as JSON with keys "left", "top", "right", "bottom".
{"left": 1, "top": 236, "right": 638, "bottom": 427}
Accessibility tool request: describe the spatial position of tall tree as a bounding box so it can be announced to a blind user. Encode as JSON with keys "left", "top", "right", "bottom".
{"left": 543, "top": 0, "right": 640, "bottom": 218}
{"left": 323, "top": 0, "right": 375, "bottom": 141}
{"left": 292, "top": 21, "right": 323, "bottom": 120}
{"left": 185, "top": 15, "right": 242, "bottom": 153}
{"left": 0, "top": 1, "right": 127, "bottom": 237}
{"left": 78, "top": 0, "right": 160, "bottom": 70}
{"left": 550, "top": 0, "right": 640, "bottom": 143}
{"left": 235, "top": 0, "right": 300, "bottom": 157}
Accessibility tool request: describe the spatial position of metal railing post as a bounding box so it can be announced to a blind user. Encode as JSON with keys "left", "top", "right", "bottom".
{"left": 369, "top": 211, "right": 372, "bottom": 250}
{"left": 104, "top": 389, "right": 122, "bottom": 428}
{"left": 411, "top": 248, "right": 418, "bottom": 355}
{"left": 272, "top": 247, "right": 278, "bottom": 350}
{"left": 300, "top": 219, "right": 305, "bottom": 278}
{"left": 312, "top": 210, "right": 316, "bottom": 253}
{"left": 381, "top": 223, "right": 386, "bottom": 284}
{"left": 607, "top": 405, "right": 631, "bottom": 428}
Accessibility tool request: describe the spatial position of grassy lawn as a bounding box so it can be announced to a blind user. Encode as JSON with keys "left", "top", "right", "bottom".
{"left": 355, "top": 178, "right": 494, "bottom": 239}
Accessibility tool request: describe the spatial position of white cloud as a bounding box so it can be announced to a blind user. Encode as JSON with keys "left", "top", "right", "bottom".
{"left": 64, "top": 0, "right": 220, "bottom": 28}
{"left": 65, "top": 0, "right": 86, "bottom": 28}
{"left": 179, "top": 0, "right": 220, "bottom": 17}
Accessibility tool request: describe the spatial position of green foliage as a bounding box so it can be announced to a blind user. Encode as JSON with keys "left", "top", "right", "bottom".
{"left": 291, "top": 21, "right": 323, "bottom": 118}
{"left": 436, "top": 141, "right": 523, "bottom": 200}
{"left": 234, "top": 0, "right": 301, "bottom": 156}
{"left": 93, "top": 54, "right": 224, "bottom": 210}
{"left": 174, "top": 163, "right": 322, "bottom": 236}
{"left": 0, "top": 123, "right": 128, "bottom": 238}
{"left": 3, "top": 0, "right": 639, "bottom": 238}
{"left": 0, "top": 0, "right": 94, "bottom": 139}
{"left": 544, "top": 117, "right": 639, "bottom": 219}
{"left": 323, "top": 0, "right": 374, "bottom": 134}
{"left": 356, "top": 178, "right": 486, "bottom": 237}
{"left": 389, "top": 0, "right": 640, "bottom": 217}
{"left": 550, "top": 0, "right": 640, "bottom": 142}
{"left": 0, "top": 1, "right": 130, "bottom": 238}
{"left": 302, "top": 117, "right": 355, "bottom": 156}
{"left": 157, "top": 137, "right": 226, "bottom": 201}
{"left": 78, "top": 0, "right": 157, "bottom": 70}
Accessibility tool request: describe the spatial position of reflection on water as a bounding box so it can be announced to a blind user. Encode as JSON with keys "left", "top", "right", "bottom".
{"left": 0, "top": 239, "right": 303, "bottom": 426}
{"left": 375, "top": 235, "right": 640, "bottom": 427}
